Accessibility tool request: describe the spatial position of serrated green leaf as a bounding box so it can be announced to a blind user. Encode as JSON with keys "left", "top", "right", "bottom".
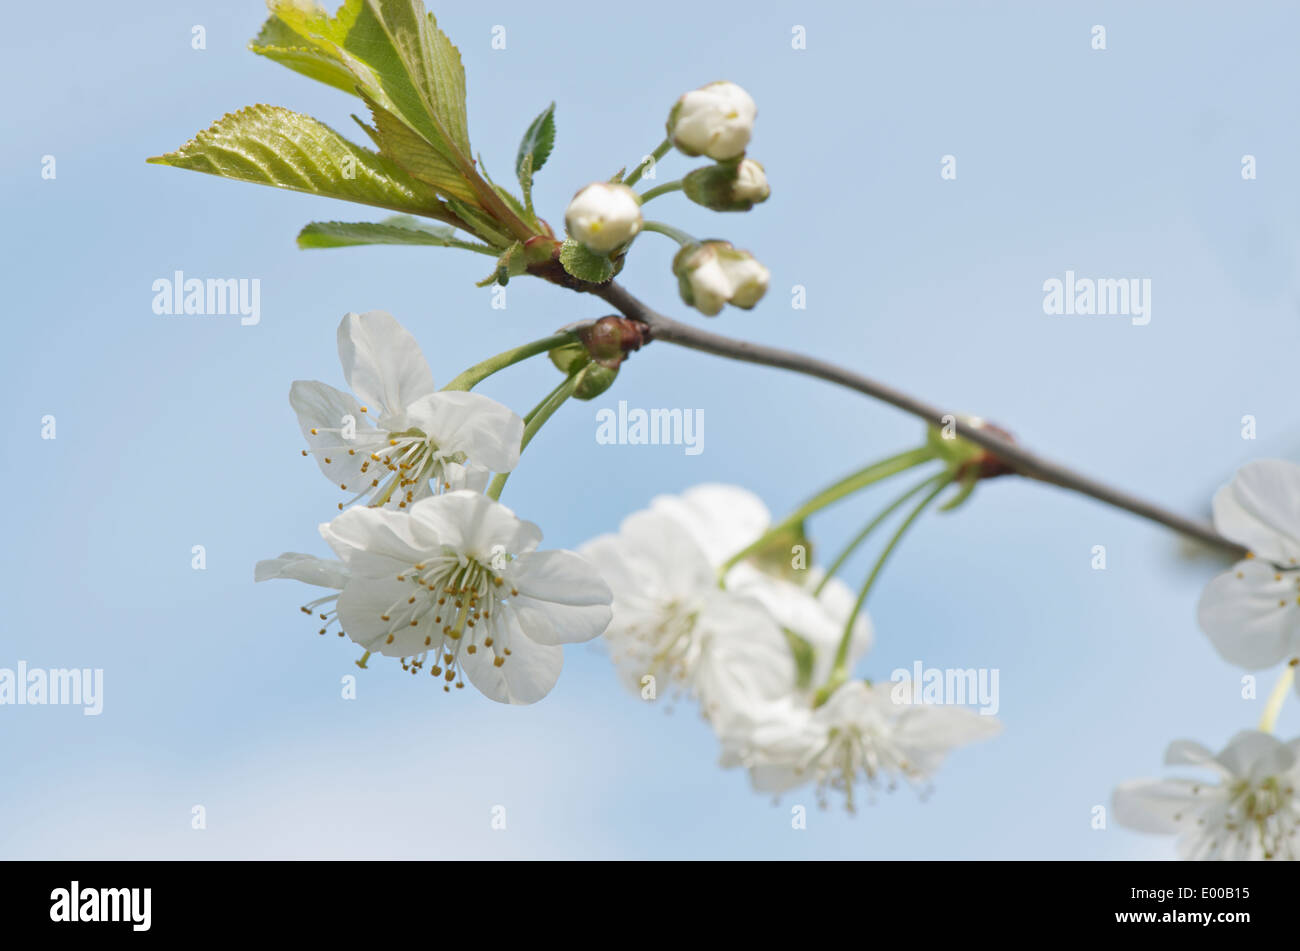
{"left": 361, "top": 91, "right": 478, "bottom": 204}
{"left": 147, "top": 104, "right": 454, "bottom": 218}
{"left": 518, "top": 152, "right": 536, "bottom": 217}
{"left": 477, "top": 154, "right": 538, "bottom": 231}
{"left": 558, "top": 239, "right": 615, "bottom": 284}
{"left": 240, "top": 1, "right": 533, "bottom": 243}
{"left": 248, "top": 8, "right": 361, "bottom": 96}
{"left": 254, "top": 0, "right": 469, "bottom": 152}
{"left": 515, "top": 102, "right": 555, "bottom": 179}
{"left": 297, "top": 216, "right": 495, "bottom": 253}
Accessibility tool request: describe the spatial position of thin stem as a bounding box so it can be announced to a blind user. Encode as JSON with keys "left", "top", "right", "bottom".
{"left": 639, "top": 180, "right": 684, "bottom": 204}
{"left": 623, "top": 138, "right": 672, "bottom": 188}
{"left": 815, "top": 474, "right": 952, "bottom": 705}
{"left": 487, "top": 374, "right": 580, "bottom": 501}
{"left": 813, "top": 471, "right": 945, "bottom": 596}
{"left": 719, "top": 447, "right": 936, "bottom": 578}
{"left": 442, "top": 331, "right": 578, "bottom": 392}
{"left": 641, "top": 220, "right": 695, "bottom": 247}
{"left": 587, "top": 281, "right": 1245, "bottom": 559}
{"left": 1259, "top": 665, "right": 1296, "bottom": 733}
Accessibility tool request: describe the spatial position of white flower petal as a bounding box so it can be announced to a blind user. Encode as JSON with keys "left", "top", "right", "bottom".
{"left": 255, "top": 552, "right": 348, "bottom": 589}
{"left": 1197, "top": 560, "right": 1300, "bottom": 668}
{"left": 336, "top": 311, "right": 436, "bottom": 419}
{"left": 1211, "top": 459, "right": 1300, "bottom": 565}
{"left": 409, "top": 490, "right": 542, "bottom": 562}
{"left": 505, "top": 550, "right": 613, "bottom": 645}
{"left": 336, "top": 575, "right": 436, "bottom": 656}
{"left": 289, "top": 380, "right": 381, "bottom": 487}
{"left": 651, "top": 482, "right": 770, "bottom": 566}
{"left": 404, "top": 390, "right": 524, "bottom": 474}
{"left": 1113, "top": 779, "right": 1204, "bottom": 834}
{"left": 461, "top": 611, "right": 564, "bottom": 704}
{"left": 1163, "top": 738, "right": 1223, "bottom": 770}
{"left": 1214, "top": 729, "right": 1296, "bottom": 781}
{"left": 320, "top": 505, "right": 434, "bottom": 573}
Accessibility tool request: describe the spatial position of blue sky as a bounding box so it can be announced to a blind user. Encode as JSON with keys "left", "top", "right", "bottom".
{"left": 2, "top": 0, "right": 1298, "bottom": 859}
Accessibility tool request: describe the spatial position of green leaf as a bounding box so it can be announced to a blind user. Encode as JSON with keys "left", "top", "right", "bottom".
{"left": 476, "top": 241, "right": 528, "bottom": 286}
{"left": 248, "top": 7, "right": 362, "bottom": 96}
{"left": 253, "top": 0, "right": 470, "bottom": 152}
{"left": 515, "top": 102, "right": 555, "bottom": 179}
{"left": 297, "top": 216, "right": 495, "bottom": 253}
{"left": 243, "top": 1, "right": 533, "bottom": 243}
{"left": 518, "top": 152, "right": 535, "bottom": 217}
{"left": 361, "top": 91, "right": 478, "bottom": 204}
{"left": 147, "top": 104, "right": 452, "bottom": 218}
{"left": 558, "top": 239, "right": 615, "bottom": 283}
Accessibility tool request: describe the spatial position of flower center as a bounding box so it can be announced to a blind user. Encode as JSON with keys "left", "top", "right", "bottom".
{"left": 799, "top": 724, "right": 919, "bottom": 812}
{"left": 362, "top": 430, "right": 463, "bottom": 508}
{"left": 378, "top": 552, "right": 519, "bottom": 693}
{"left": 304, "top": 424, "right": 465, "bottom": 509}
{"left": 614, "top": 598, "right": 700, "bottom": 690}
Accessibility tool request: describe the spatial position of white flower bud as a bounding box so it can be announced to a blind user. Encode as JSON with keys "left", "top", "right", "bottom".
{"left": 731, "top": 159, "right": 770, "bottom": 203}
{"left": 721, "top": 250, "right": 770, "bottom": 309}
{"left": 564, "top": 182, "right": 643, "bottom": 253}
{"left": 673, "top": 241, "right": 770, "bottom": 316}
{"left": 667, "top": 81, "right": 757, "bottom": 161}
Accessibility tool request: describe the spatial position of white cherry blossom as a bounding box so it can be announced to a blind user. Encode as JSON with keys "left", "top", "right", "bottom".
{"left": 320, "top": 490, "right": 612, "bottom": 704}
{"left": 719, "top": 680, "right": 1002, "bottom": 810}
{"left": 1113, "top": 730, "right": 1300, "bottom": 860}
{"left": 1197, "top": 460, "right": 1300, "bottom": 687}
{"left": 578, "top": 507, "right": 793, "bottom": 719}
{"left": 291, "top": 311, "right": 524, "bottom": 510}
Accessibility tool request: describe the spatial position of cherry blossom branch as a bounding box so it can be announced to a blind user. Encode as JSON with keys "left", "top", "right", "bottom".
{"left": 586, "top": 280, "right": 1247, "bottom": 559}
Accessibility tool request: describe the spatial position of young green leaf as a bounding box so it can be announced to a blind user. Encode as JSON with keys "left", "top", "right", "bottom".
{"left": 558, "top": 239, "right": 615, "bottom": 284}
{"left": 518, "top": 152, "right": 535, "bottom": 217}
{"left": 248, "top": 7, "right": 360, "bottom": 96}
{"left": 252, "top": 0, "right": 470, "bottom": 154}
{"left": 475, "top": 241, "right": 528, "bottom": 286}
{"left": 297, "top": 216, "right": 496, "bottom": 253}
{"left": 147, "top": 105, "right": 454, "bottom": 219}
{"left": 243, "top": 1, "right": 534, "bottom": 242}
{"left": 515, "top": 102, "right": 556, "bottom": 179}
{"left": 361, "top": 91, "right": 479, "bottom": 204}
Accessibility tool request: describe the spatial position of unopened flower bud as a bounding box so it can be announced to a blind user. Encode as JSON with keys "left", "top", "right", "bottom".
{"left": 673, "top": 241, "right": 770, "bottom": 316}
{"left": 578, "top": 315, "right": 647, "bottom": 365}
{"left": 549, "top": 316, "right": 646, "bottom": 389}
{"left": 523, "top": 235, "right": 561, "bottom": 266}
{"left": 667, "top": 81, "right": 757, "bottom": 161}
{"left": 564, "top": 183, "right": 643, "bottom": 254}
{"left": 572, "top": 361, "right": 619, "bottom": 400}
{"left": 683, "top": 158, "right": 770, "bottom": 212}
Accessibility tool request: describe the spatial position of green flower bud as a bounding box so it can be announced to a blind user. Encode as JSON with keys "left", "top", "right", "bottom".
{"left": 548, "top": 340, "right": 589, "bottom": 375}
{"left": 683, "top": 158, "right": 770, "bottom": 212}
{"left": 572, "top": 361, "right": 619, "bottom": 400}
